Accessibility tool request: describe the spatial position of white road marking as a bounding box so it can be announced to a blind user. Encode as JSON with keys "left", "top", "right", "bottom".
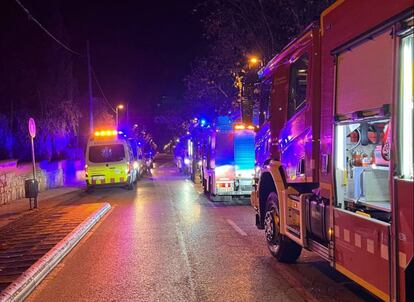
{"left": 226, "top": 219, "right": 247, "bottom": 236}
{"left": 175, "top": 222, "right": 197, "bottom": 302}
{"left": 164, "top": 184, "right": 197, "bottom": 302}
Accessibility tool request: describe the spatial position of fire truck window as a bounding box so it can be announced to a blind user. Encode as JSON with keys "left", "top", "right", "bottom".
{"left": 259, "top": 80, "right": 271, "bottom": 126}
{"left": 335, "top": 119, "right": 391, "bottom": 216}
{"left": 288, "top": 54, "right": 309, "bottom": 119}
{"left": 398, "top": 33, "right": 413, "bottom": 179}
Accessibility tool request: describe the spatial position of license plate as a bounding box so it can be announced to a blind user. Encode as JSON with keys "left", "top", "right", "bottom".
{"left": 92, "top": 176, "right": 105, "bottom": 180}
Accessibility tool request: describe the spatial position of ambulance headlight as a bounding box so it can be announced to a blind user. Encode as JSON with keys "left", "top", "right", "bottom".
{"left": 133, "top": 161, "right": 139, "bottom": 169}
{"left": 184, "top": 158, "right": 190, "bottom": 165}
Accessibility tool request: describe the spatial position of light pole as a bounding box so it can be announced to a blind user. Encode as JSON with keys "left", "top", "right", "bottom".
{"left": 239, "top": 55, "right": 261, "bottom": 123}
{"left": 116, "top": 104, "right": 124, "bottom": 129}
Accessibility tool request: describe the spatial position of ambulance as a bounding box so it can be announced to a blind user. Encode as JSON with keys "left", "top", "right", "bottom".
{"left": 85, "top": 130, "right": 138, "bottom": 190}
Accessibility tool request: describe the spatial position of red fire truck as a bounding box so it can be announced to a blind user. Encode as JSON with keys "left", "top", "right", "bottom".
{"left": 251, "top": 1, "right": 413, "bottom": 301}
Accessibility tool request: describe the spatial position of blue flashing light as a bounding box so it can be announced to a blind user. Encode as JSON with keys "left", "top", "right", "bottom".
{"left": 200, "top": 119, "right": 207, "bottom": 127}
{"left": 234, "top": 131, "right": 255, "bottom": 171}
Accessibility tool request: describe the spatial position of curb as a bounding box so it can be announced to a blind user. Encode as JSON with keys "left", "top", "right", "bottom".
{"left": 0, "top": 202, "right": 111, "bottom": 302}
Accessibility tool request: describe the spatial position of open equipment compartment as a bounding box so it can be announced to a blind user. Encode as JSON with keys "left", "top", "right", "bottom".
{"left": 335, "top": 118, "right": 391, "bottom": 221}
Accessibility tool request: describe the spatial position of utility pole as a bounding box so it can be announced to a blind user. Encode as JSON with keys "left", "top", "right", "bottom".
{"left": 87, "top": 40, "right": 93, "bottom": 134}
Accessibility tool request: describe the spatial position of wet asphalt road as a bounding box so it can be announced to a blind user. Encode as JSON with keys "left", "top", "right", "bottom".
{"left": 26, "top": 154, "right": 379, "bottom": 302}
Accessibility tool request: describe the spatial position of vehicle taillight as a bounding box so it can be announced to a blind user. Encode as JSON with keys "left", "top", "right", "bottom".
{"left": 218, "top": 183, "right": 231, "bottom": 188}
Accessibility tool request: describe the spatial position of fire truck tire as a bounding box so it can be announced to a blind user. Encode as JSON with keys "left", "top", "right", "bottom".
{"left": 203, "top": 178, "right": 208, "bottom": 194}
{"left": 208, "top": 177, "right": 212, "bottom": 194}
{"left": 264, "top": 192, "right": 302, "bottom": 263}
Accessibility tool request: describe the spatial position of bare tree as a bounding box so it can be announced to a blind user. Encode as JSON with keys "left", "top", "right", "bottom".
{"left": 184, "top": 0, "right": 334, "bottom": 118}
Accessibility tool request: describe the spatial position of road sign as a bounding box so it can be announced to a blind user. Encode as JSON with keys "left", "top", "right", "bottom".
{"left": 28, "top": 117, "right": 38, "bottom": 208}
{"left": 28, "top": 118, "right": 36, "bottom": 138}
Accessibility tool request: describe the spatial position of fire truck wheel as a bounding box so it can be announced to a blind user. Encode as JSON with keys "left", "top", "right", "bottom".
{"left": 264, "top": 192, "right": 302, "bottom": 263}
{"left": 202, "top": 177, "right": 207, "bottom": 194}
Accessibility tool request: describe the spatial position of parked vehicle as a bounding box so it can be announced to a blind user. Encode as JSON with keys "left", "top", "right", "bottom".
{"left": 201, "top": 116, "right": 256, "bottom": 201}
{"left": 251, "top": 1, "right": 413, "bottom": 301}
{"left": 174, "top": 135, "right": 191, "bottom": 174}
{"left": 128, "top": 138, "right": 146, "bottom": 179}
{"left": 85, "top": 130, "right": 138, "bottom": 190}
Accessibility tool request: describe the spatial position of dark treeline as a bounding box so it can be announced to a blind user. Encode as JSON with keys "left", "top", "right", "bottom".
{"left": 0, "top": 0, "right": 334, "bottom": 160}
{"left": 182, "top": 0, "right": 334, "bottom": 121}
{"left": 0, "top": 0, "right": 118, "bottom": 162}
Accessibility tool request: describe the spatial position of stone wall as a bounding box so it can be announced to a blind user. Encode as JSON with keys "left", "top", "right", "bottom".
{"left": 0, "top": 160, "right": 79, "bottom": 205}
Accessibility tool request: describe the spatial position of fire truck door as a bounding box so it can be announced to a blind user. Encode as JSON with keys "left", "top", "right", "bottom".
{"left": 393, "top": 30, "right": 413, "bottom": 302}
{"left": 333, "top": 208, "right": 391, "bottom": 301}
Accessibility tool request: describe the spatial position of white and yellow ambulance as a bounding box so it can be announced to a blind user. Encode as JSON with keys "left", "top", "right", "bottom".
{"left": 85, "top": 130, "right": 138, "bottom": 190}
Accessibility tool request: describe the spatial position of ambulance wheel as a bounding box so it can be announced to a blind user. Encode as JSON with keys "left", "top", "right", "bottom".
{"left": 264, "top": 192, "right": 301, "bottom": 263}
{"left": 126, "top": 181, "right": 134, "bottom": 190}
{"left": 86, "top": 185, "right": 93, "bottom": 193}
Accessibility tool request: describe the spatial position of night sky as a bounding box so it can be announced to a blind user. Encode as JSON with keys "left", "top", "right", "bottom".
{"left": 66, "top": 0, "right": 206, "bottom": 126}
{"left": 1, "top": 0, "right": 205, "bottom": 129}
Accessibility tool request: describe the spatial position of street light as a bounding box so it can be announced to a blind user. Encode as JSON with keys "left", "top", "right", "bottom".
{"left": 249, "top": 57, "right": 259, "bottom": 64}
{"left": 116, "top": 104, "right": 124, "bottom": 128}
{"left": 248, "top": 56, "right": 262, "bottom": 68}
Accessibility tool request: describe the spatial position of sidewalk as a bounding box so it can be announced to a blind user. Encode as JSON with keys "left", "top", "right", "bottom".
{"left": 0, "top": 186, "right": 110, "bottom": 302}
{"left": 0, "top": 187, "right": 82, "bottom": 229}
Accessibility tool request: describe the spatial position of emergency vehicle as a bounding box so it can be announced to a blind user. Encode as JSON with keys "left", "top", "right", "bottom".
{"left": 174, "top": 135, "right": 192, "bottom": 174}
{"left": 201, "top": 116, "right": 256, "bottom": 201}
{"left": 251, "top": 1, "right": 413, "bottom": 301}
{"left": 128, "top": 138, "right": 146, "bottom": 179}
{"left": 173, "top": 122, "right": 204, "bottom": 182}
{"left": 85, "top": 130, "right": 139, "bottom": 190}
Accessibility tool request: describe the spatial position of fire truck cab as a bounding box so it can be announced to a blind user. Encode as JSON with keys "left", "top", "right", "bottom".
{"left": 251, "top": 1, "right": 413, "bottom": 301}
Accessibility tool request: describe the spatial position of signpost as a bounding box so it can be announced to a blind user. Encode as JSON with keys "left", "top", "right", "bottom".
{"left": 27, "top": 118, "right": 38, "bottom": 209}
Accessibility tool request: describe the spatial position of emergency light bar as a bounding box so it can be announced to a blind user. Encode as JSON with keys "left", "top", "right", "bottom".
{"left": 234, "top": 124, "right": 255, "bottom": 130}
{"left": 94, "top": 130, "right": 123, "bottom": 137}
